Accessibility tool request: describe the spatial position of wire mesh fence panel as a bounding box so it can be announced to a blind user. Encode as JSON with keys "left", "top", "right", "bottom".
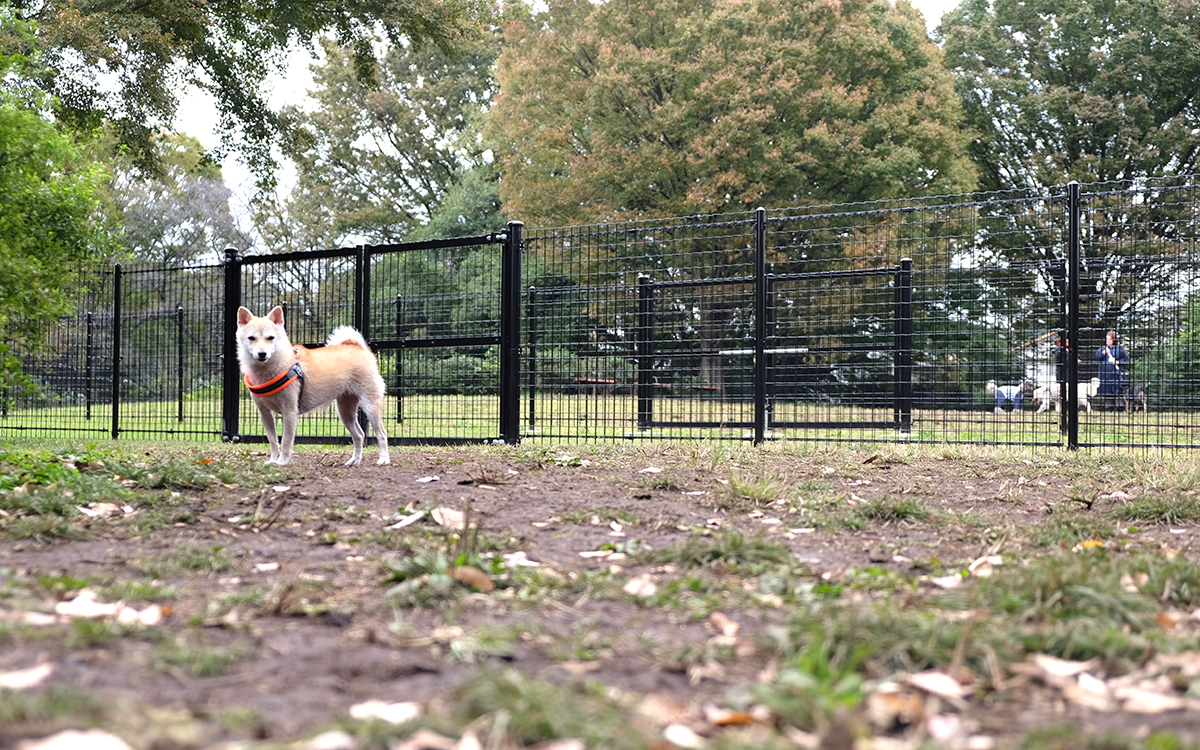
{"left": 369, "top": 240, "right": 505, "bottom": 443}
{"left": 0, "top": 307, "right": 114, "bottom": 439}
{"left": 1076, "top": 181, "right": 1200, "bottom": 448}
{"left": 524, "top": 215, "right": 760, "bottom": 441}
{"left": 115, "top": 263, "right": 225, "bottom": 439}
{"left": 7, "top": 178, "right": 1200, "bottom": 451}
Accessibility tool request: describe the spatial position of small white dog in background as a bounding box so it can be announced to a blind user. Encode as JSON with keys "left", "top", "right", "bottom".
{"left": 1032, "top": 377, "right": 1099, "bottom": 414}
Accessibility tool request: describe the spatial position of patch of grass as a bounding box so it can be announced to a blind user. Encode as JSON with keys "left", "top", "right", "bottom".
{"left": 0, "top": 684, "right": 107, "bottom": 725}
{"left": 641, "top": 530, "right": 791, "bottom": 572}
{"left": 451, "top": 669, "right": 651, "bottom": 750}
{"left": 714, "top": 472, "right": 791, "bottom": 509}
{"left": 132, "top": 544, "right": 237, "bottom": 578}
{"left": 754, "top": 633, "right": 868, "bottom": 733}
{"left": 98, "top": 579, "right": 179, "bottom": 603}
{"left": 151, "top": 635, "right": 253, "bottom": 677}
{"left": 1107, "top": 494, "right": 1200, "bottom": 526}
{"left": 638, "top": 473, "right": 686, "bottom": 491}
{"left": 1026, "top": 505, "right": 1116, "bottom": 548}
{"left": 322, "top": 502, "right": 373, "bottom": 522}
{"left": 1021, "top": 726, "right": 1200, "bottom": 750}
{"left": 756, "top": 564, "right": 843, "bottom": 603}
{"left": 66, "top": 617, "right": 130, "bottom": 648}
{"left": 106, "top": 454, "right": 281, "bottom": 491}
{"left": 851, "top": 496, "right": 933, "bottom": 525}
{"left": 844, "top": 566, "right": 920, "bottom": 593}
{"left": 557, "top": 506, "right": 644, "bottom": 525}
{"left": 7, "top": 514, "right": 83, "bottom": 540}
{"left": 541, "top": 619, "right": 612, "bottom": 662}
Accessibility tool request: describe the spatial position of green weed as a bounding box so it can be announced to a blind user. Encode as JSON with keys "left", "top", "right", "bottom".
{"left": 452, "top": 669, "right": 651, "bottom": 750}
{"left": 641, "top": 530, "right": 791, "bottom": 572}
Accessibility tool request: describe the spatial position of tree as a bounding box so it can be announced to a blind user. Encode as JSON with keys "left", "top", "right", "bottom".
{"left": 0, "top": 0, "right": 491, "bottom": 185}
{"left": 939, "top": 0, "right": 1200, "bottom": 339}
{"left": 939, "top": 0, "right": 1200, "bottom": 191}
{"left": 104, "top": 134, "right": 253, "bottom": 267}
{"left": 0, "top": 19, "right": 109, "bottom": 400}
{"left": 485, "top": 0, "right": 977, "bottom": 227}
{"left": 279, "top": 29, "right": 507, "bottom": 246}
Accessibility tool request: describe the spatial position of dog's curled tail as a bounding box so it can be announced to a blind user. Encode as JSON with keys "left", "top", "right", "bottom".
{"left": 327, "top": 326, "right": 370, "bottom": 350}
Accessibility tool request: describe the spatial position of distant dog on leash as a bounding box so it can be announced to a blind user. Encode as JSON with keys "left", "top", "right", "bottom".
{"left": 1120, "top": 385, "right": 1148, "bottom": 413}
{"left": 986, "top": 380, "right": 1033, "bottom": 413}
{"left": 236, "top": 306, "right": 390, "bottom": 466}
{"left": 1032, "top": 377, "right": 1099, "bottom": 414}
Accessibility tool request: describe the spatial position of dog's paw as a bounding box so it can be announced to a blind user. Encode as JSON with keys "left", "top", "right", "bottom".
{"left": 344, "top": 456, "right": 363, "bottom": 467}
{"left": 377, "top": 456, "right": 391, "bottom": 466}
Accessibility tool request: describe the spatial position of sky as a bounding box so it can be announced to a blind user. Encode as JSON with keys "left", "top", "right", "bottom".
{"left": 173, "top": 0, "right": 963, "bottom": 214}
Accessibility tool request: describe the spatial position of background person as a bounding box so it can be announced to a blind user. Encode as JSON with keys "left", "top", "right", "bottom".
{"left": 1094, "top": 330, "right": 1129, "bottom": 409}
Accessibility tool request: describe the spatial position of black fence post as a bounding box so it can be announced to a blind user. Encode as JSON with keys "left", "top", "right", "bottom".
{"left": 898, "top": 258, "right": 914, "bottom": 434}
{"left": 85, "top": 311, "right": 94, "bottom": 421}
{"left": 221, "top": 247, "right": 243, "bottom": 442}
{"left": 176, "top": 305, "right": 185, "bottom": 422}
{"left": 355, "top": 245, "right": 368, "bottom": 337}
{"left": 754, "top": 207, "right": 768, "bottom": 445}
{"left": 357, "top": 245, "right": 371, "bottom": 435}
{"left": 110, "top": 263, "right": 122, "bottom": 440}
{"left": 500, "top": 222, "right": 523, "bottom": 444}
{"left": 527, "top": 287, "right": 538, "bottom": 430}
{"left": 1066, "top": 182, "right": 1081, "bottom": 450}
{"left": 395, "top": 294, "right": 404, "bottom": 424}
{"left": 637, "top": 275, "right": 655, "bottom": 429}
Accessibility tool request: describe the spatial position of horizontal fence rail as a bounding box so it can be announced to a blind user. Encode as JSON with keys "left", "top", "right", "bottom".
{"left": 4, "top": 178, "right": 1200, "bottom": 450}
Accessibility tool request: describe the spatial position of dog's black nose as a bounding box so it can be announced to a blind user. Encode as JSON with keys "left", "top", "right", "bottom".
{"left": 256, "top": 352, "right": 267, "bottom": 361}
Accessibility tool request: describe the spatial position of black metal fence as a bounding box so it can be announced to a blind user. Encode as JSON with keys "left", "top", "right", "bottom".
{"left": 5, "top": 178, "right": 1200, "bottom": 449}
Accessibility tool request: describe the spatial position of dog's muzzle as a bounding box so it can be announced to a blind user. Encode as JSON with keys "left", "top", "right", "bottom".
{"left": 255, "top": 351, "right": 268, "bottom": 361}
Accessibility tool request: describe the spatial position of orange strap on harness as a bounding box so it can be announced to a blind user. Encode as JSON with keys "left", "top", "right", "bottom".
{"left": 245, "top": 362, "right": 304, "bottom": 397}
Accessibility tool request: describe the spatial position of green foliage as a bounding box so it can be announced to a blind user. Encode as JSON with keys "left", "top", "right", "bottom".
{"left": 452, "top": 669, "right": 651, "bottom": 750}
{"left": 940, "top": 0, "right": 1200, "bottom": 190}
{"left": 754, "top": 634, "right": 868, "bottom": 732}
{"left": 265, "top": 20, "right": 511, "bottom": 248}
{"left": 487, "top": 0, "right": 975, "bottom": 226}
{"left": 642, "top": 530, "right": 792, "bottom": 572}
{"left": 0, "top": 0, "right": 491, "bottom": 185}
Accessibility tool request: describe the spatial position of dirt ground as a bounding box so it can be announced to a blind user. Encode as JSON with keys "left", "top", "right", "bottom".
{"left": 2, "top": 443, "right": 1199, "bottom": 749}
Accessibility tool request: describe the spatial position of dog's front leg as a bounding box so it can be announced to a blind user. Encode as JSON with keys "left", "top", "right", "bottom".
{"left": 255, "top": 403, "right": 282, "bottom": 464}
{"left": 277, "top": 409, "right": 299, "bottom": 465}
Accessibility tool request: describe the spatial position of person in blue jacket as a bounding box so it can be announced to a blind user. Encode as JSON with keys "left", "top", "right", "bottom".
{"left": 1094, "top": 330, "right": 1129, "bottom": 410}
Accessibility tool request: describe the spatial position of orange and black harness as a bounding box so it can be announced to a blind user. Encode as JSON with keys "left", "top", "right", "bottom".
{"left": 244, "top": 360, "right": 305, "bottom": 401}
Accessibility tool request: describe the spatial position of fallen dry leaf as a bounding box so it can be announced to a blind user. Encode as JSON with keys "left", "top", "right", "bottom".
{"left": 662, "top": 723, "right": 706, "bottom": 748}
{"left": 432, "top": 506, "right": 465, "bottom": 530}
{"left": 702, "top": 703, "right": 754, "bottom": 726}
{"left": 624, "top": 575, "right": 657, "bottom": 597}
{"left": 1114, "top": 686, "right": 1186, "bottom": 713}
{"left": 15, "top": 729, "right": 134, "bottom": 750}
{"left": 865, "top": 686, "right": 925, "bottom": 731}
{"left": 708, "top": 612, "right": 739, "bottom": 637}
{"left": 448, "top": 566, "right": 493, "bottom": 592}
{"left": 348, "top": 700, "right": 421, "bottom": 724}
{"left": 904, "top": 671, "right": 970, "bottom": 709}
{"left": 0, "top": 663, "right": 53, "bottom": 690}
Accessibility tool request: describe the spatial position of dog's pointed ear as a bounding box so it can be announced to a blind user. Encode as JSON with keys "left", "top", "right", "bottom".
{"left": 268, "top": 306, "right": 285, "bottom": 326}
{"left": 237, "top": 307, "right": 253, "bottom": 326}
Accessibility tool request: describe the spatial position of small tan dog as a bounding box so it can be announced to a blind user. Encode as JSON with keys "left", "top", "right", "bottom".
{"left": 236, "top": 306, "right": 389, "bottom": 466}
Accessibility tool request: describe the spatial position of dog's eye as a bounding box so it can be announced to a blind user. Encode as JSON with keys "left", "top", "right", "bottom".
{"left": 267, "top": 336, "right": 275, "bottom": 341}
{"left": 247, "top": 336, "right": 255, "bottom": 342}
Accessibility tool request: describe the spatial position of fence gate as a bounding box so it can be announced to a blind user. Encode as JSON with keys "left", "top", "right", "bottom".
{"left": 221, "top": 224, "right": 522, "bottom": 446}
{"left": 630, "top": 210, "right": 914, "bottom": 444}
